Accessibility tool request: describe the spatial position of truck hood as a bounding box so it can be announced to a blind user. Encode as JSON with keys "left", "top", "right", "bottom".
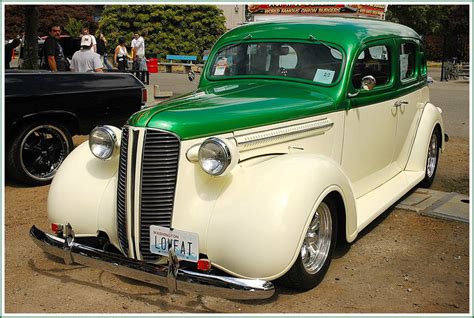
{"left": 128, "top": 81, "right": 336, "bottom": 140}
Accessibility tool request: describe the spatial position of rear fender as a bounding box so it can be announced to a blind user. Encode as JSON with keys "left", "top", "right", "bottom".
{"left": 405, "top": 102, "right": 444, "bottom": 172}
{"left": 206, "top": 153, "right": 356, "bottom": 280}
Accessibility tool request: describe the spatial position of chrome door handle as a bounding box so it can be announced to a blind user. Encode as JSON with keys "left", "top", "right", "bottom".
{"left": 394, "top": 100, "right": 409, "bottom": 107}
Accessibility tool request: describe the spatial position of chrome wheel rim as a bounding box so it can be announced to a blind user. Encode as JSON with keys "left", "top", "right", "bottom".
{"left": 301, "top": 202, "right": 332, "bottom": 274}
{"left": 426, "top": 133, "right": 438, "bottom": 178}
{"left": 20, "top": 125, "right": 70, "bottom": 181}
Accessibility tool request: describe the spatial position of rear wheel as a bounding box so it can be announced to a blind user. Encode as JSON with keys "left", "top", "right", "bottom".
{"left": 419, "top": 128, "right": 440, "bottom": 188}
{"left": 7, "top": 122, "right": 73, "bottom": 186}
{"left": 279, "top": 197, "right": 338, "bottom": 291}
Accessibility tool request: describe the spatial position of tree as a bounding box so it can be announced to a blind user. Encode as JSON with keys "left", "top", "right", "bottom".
{"left": 386, "top": 5, "right": 469, "bottom": 61}
{"left": 23, "top": 5, "right": 39, "bottom": 69}
{"left": 5, "top": 5, "right": 99, "bottom": 38}
{"left": 64, "top": 17, "right": 84, "bottom": 37}
{"left": 98, "top": 5, "right": 227, "bottom": 57}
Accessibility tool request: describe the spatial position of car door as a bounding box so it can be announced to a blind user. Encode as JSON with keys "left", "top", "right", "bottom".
{"left": 392, "top": 39, "right": 427, "bottom": 169}
{"left": 341, "top": 39, "right": 402, "bottom": 199}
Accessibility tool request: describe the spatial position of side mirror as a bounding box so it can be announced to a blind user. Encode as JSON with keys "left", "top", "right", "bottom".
{"left": 188, "top": 71, "right": 196, "bottom": 82}
{"left": 361, "top": 75, "right": 376, "bottom": 91}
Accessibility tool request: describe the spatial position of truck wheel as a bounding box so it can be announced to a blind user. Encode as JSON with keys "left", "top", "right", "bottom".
{"left": 279, "top": 197, "right": 338, "bottom": 291}
{"left": 7, "top": 122, "right": 73, "bottom": 186}
{"left": 419, "top": 128, "right": 440, "bottom": 188}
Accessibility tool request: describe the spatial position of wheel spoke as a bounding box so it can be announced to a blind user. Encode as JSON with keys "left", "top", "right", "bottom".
{"left": 426, "top": 133, "right": 438, "bottom": 178}
{"left": 301, "top": 202, "right": 332, "bottom": 275}
{"left": 20, "top": 125, "right": 70, "bottom": 181}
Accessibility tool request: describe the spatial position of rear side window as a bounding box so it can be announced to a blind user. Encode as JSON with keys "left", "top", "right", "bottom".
{"left": 352, "top": 45, "right": 391, "bottom": 88}
{"left": 400, "top": 42, "right": 416, "bottom": 80}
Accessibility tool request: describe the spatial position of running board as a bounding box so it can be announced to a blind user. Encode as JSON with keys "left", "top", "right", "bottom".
{"left": 356, "top": 170, "right": 425, "bottom": 232}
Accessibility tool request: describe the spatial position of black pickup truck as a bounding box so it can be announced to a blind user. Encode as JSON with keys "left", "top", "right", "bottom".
{"left": 5, "top": 70, "right": 146, "bottom": 186}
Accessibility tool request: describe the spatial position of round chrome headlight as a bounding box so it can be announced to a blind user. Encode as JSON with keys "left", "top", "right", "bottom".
{"left": 89, "top": 126, "right": 117, "bottom": 160}
{"left": 198, "top": 137, "right": 233, "bottom": 176}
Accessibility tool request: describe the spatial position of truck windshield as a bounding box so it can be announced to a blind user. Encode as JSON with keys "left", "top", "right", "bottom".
{"left": 209, "top": 42, "right": 343, "bottom": 85}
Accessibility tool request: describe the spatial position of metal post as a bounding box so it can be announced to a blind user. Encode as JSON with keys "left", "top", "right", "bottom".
{"left": 440, "top": 35, "right": 447, "bottom": 82}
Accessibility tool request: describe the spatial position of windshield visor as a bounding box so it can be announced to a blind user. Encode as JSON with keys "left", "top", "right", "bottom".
{"left": 209, "top": 42, "right": 343, "bottom": 85}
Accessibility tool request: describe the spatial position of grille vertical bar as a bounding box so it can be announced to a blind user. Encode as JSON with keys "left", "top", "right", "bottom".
{"left": 139, "top": 129, "right": 180, "bottom": 262}
{"left": 117, "top": 127, "right": 129, "bottom": 255}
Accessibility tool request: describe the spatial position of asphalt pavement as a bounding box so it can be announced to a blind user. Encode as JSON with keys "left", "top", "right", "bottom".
{"left": 427, "top": 67, "right": 470, "bottom": 139}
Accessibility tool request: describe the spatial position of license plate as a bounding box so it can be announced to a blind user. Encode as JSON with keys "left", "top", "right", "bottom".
{"left": 149, "top": 225, "right": 199, "bottom": 262}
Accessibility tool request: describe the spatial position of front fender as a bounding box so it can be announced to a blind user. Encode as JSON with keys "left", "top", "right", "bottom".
{"left": 48, "top": 129, "right": 121, "bottom": 247}
{"left": 206, "top": 154, "right": 356, "bottom": 280}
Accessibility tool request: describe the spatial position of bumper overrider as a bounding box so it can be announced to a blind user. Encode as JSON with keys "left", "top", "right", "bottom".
{"left": 29, "top": 225, "right": 275, "bottom": 300}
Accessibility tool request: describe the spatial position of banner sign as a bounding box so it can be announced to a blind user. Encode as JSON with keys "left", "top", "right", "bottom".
{"left": 248, "top": 5, "right": 388, "bottom": 20}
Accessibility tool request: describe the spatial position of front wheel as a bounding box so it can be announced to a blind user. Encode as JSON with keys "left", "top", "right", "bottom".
{"left": 419, "top": 128, "right": 441, "bottom": 188}
{"left": 7, "top": 122, "right": 73, "bottom": 186}
{"left": 279, "top": 197, "right": 338, "bottom": 291}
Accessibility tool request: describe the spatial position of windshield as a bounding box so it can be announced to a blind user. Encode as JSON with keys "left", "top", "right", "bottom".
{"left": 209, "top": 42, "right": 343, "bottom": 85}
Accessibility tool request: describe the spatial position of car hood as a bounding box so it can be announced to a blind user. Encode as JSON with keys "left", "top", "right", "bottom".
{"left": 128, "top": 81, "right": 336, "bottom": 140}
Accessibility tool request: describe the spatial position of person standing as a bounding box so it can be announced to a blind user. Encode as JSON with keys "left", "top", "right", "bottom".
{"left": 114, "top": 37, "right": 131, "bottom": 71}
{"left": 131, "top": 32, "right": 147, "bottom": 71}
{"left": 70, "top": 35, "right": 103, "bottom": 72}
{"left": 97, "top": 32, "right": 113, "bottom": 69}
{"left": 42, "top": 24, "right": 67, "bottom": 71}
{"left": 5, "top": 38, "right": 21, "bottom": 69}
{"left": 81, "top": 27, "right": 97, "bottom": 53}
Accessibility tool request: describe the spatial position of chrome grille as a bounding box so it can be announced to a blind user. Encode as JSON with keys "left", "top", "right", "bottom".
{"left": 116, "top": 127, "right": 180, "bottom": 262}
{"left": 139, "top": 129, "right": 180, "bottom": 261}
{"left": 117, "top": 127, "right": 129, "bottom": 255}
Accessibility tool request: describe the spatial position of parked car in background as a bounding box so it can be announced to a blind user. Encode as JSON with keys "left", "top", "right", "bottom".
{"left": 5, "top": 70, "right": 146, "bottom": 185}
{"left": 18, "top": 35, "right": 81, "bottom": 69}
{"left": 31, "top": 17, "right": 445, "bottom": 300}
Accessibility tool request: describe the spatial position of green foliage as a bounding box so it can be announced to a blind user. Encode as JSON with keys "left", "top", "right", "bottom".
{"left": 98, "top": 5, "right": 227, "bottom": 57}
{"left": 386, "top": 5, "right": 469, "bottom": 61}
{"left": 5, "top": 5, "right": 98, "bottom": 38}
{"left": 63, "top": 17, "right": 84, "bottom": 37}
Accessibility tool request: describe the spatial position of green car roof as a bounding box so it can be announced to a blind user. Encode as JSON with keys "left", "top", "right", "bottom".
{"left": 129, "top": 17, "right": 424, "bottom": 140}
{"left": 215, "top": 17, "right": 421, "bottom": 51}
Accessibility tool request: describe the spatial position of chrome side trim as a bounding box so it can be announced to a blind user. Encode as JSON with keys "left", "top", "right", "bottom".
{"left": 234, "top": 118, "right": 334, "bottom": 151}
{"left": 30, "top": 226, "right": 274, "bottom": 300}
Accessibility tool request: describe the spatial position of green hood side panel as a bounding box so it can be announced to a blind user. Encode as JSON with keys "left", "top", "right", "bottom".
{"left": 128, "top": 81, "right": 336, "bottom": 140}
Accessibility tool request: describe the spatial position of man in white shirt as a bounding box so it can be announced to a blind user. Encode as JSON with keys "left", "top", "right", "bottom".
{"left": 71, "top": 35, "right": 103, "bottom": 72}
{"left": 81, "top": 27, "right": 97, "bottom": 53}
{"left": 131, "top": 32, "right": 147, "bottom": 71}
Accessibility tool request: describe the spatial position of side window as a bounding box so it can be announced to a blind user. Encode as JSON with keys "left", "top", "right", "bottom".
{"left": 352, "top": 45, "right": 391, "bottom": 89}
{"left": 400, "top": 42, "right": 416, "bottom": 80}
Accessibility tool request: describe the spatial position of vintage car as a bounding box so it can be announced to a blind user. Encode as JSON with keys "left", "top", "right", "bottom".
{"left": 31, "top": 17, "right": 445, "bottom": 300}
{"left": 5, "top": 70, "right": 146, "bottom": 185}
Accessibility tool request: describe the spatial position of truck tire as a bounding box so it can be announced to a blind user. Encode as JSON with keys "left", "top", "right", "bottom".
{"left": 419, "top": 128, "right": 441, "bottom": 188}
{"left": 278, "top": 197, "right": 338, "bottom": 291}
{"left": 7, "top": 122, "right": 73, "bottom": 186}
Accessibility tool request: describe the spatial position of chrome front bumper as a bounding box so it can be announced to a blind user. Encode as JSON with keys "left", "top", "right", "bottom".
{"left": 29, "top": 225, "right": 275, "bottom": 300}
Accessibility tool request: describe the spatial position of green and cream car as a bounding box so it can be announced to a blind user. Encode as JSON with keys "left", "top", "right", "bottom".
{"left": 31, "top": 17, "right": 445, "bottom": 300}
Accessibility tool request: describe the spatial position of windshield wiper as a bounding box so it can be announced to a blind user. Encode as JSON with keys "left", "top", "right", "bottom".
{"left": 308, "top": 34, "right": 336, "bottom": 52}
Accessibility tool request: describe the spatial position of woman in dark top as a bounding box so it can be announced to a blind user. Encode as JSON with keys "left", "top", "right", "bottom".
{"left": 97, "top": 32, "right": 113, "bottom": 69}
